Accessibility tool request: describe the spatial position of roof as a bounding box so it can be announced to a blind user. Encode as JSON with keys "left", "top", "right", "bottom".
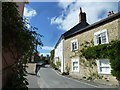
{"left": 63, "top": 21, "right": 89, "bottom": 38}
{"left": 64, "top": 12, "right": 120, "bottom": 39}
{"left": 54, "top": 11, "right": 120, "bottom": 48}
{"left": 54, "top": 21, "right": 89, "bottom": 48}
{"left": 54, "top": 34, "right": 64, "bottom": 49}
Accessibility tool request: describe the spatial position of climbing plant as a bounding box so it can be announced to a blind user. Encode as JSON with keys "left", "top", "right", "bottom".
{"left": 56, "top": 60, "right": 61, "bottom": 69}
{"left": 81, "top": 40, "right": 120, "bottom": 85}
{"left": 50, "top": 49, "right": 54, "bottom": 61}
{"left": 2, "top": 2, "right": 43, "bottom": 88}
{"left": 79, "top": 40, "right": 100, "bottom": 80}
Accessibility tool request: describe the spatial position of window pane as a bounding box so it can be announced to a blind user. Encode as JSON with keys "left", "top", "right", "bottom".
{"left": 73, "top": 62, "right": 78, "bottom": 71}
{"left": 100, "top": 60, "right": 110, "bottom": 67}
{"left": 99, "top": 59, "right": 111, "bottom": 74}
{"left": 73, "top": 62, "right": 78, "bottom": 66}
{"left": 101, "top": 32, "right": 106, "bottom": 43}
{"left": 74, "top": 42, "right": 77, "bottom": 49}
{"left": 96, "top": 35, "right": 102, "bottom": 44}
{"left": 96, "top": 35, "right": 99, "bottom": 44}
{"left": 72, "top": 43, "right": 74, "bottom": 50}
{"left": 73, "top": 67, "right": 76, "bottom": 70}
{"left": 100, "top": 67, "right": 111, "bottom": 73}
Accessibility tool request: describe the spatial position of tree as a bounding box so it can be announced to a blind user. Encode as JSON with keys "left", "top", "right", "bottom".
{"left": 50, "top": 49, "right": 54, "bottom": 61}
{"left": 2, "top": 2, "right": 43, "bottom": 88}
{"left": 46, "top": 54, "right": 50, "bottom": 60}
{"left": 40, "top": 54, "right": 43, "bottom": 60}
{"left": 34, "top": 51, "right": 40, "bottom": 62}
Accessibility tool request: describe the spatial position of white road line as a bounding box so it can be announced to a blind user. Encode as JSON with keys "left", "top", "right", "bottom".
{"left": 52, "top": 68, "right": 98, "bottom": 88}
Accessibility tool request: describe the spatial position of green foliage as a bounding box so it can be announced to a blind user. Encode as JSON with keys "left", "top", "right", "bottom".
{"left": 82, "top": 40, "right": 120, "bottom": 84}
{"left": 65, "top": 63, "right": 70, "bottom": 75}
{"left": 3, "top": 2, "right": 43, "bottom": 57}
{"left": 50, "top": 49, "right": 54, "bottom": 61}
{"left": 2, "top": 2, "right": 43, "bottom": 88}
{"left": 79, "top": 40, "right": 97, "bottom": 78}
{"left": 34, "top": 51, "right": 40, "bottom": 62}
{"left": 50, "top": 61, "right": 56, "bottom": 69}
{"left": 86, "top": 72, "right": 103, "bottom": 81}
{"left": 82, "top": 44, "right": 109, "bottom": 59}
{"left": 7, "top": 60, "right": 29, "bottom": 88}
{"left": 62, "top": 72, "right": 69, "bottom": 75}
{"left": 56, "top": 61, "right": 61, "bottom": 69}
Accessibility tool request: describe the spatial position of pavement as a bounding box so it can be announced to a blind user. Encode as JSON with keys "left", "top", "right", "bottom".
{"left": 26, "top": 63, "right": 40, "bottom": 88}
{"left": 26, "top": 63, "right": 119, "bottom": 89}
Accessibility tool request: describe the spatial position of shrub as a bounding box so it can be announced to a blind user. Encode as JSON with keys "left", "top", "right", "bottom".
{"left": 62, "top": 72, "right": 69, "bottom": 75}
{"left": 50, "top": 61, "right": 56, "bottom": 69}
{"left": 56, "top": 61, "right": 61, "bottom": 69}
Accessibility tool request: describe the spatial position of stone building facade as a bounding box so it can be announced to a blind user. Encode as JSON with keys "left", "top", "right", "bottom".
{"left": 62, "top": 9, "right": 120, "bottom": 85}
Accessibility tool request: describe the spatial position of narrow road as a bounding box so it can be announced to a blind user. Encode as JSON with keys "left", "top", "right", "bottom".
{"left": 26, "top": 64, "right": 118, "bottom": 89}
{"left": 37, "top": 65, "right": 102, "bottom": 88}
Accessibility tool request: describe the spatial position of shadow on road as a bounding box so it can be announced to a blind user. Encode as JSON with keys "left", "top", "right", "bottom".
{"left": 27, "top": 64, "right": 49, "bottom": 77}
{"left": 41, "top": 65, "right": 49, "bottom": 68}
{"left": 27, "top": 72, "right": 36, "bottom": 76}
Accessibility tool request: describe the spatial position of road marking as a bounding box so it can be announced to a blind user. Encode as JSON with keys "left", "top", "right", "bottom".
{"left": 51, "top": 68, "right": 98, "bottom": 88}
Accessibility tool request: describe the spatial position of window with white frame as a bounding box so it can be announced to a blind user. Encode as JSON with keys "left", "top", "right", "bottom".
{"left": 71, "top": 58, "right": 79, "bottom": 72}
{"left": 94, "top": 29, "right": 108, "bottom": 45}
{"left": 97, "top": 59, "right": 111, "bottom": 74}
{"left": 71, "top": 39, "right": 78, "bottom": 51}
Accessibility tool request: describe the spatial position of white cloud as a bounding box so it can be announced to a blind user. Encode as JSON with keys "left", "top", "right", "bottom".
{"left": 29, "top": 0, "right": 119, "bottom": 2}
{"left": 24, "top": 7, "right": 37, "bottom": 18}
{"left": 50, "top": 1, "right": 118, "bottom": 31}
{"left": 42, "top": 46, "right": 54, "bottom": 51}
{"left": 23, "top": 6, "right": 37, "bottom": 29}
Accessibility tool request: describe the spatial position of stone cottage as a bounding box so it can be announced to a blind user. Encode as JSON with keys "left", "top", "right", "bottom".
{"left": 54, "top": 8, "right": 89, "bottom": 73}
{"left": 54, "top": 8, "right": 120, "bottom": 85}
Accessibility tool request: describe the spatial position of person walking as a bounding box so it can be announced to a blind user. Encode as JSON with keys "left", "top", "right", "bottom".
{"left": 35, "top": 63, "right": 41, "bottom": 76}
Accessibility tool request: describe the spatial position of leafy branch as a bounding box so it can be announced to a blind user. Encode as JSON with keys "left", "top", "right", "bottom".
{"left": 2, "top": 2, "right": 43, "bottom": 88}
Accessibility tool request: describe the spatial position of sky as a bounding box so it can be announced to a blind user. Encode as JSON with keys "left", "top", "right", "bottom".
{"left": 23, "top": 0, "right": 119, "bottom": 56}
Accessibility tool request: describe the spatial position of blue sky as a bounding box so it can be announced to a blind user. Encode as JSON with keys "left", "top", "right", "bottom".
{"left": 23, "top": 1, "right": 119, "bottom": 56}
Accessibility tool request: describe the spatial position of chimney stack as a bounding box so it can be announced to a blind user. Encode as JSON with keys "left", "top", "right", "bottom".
{"left": 79, "top": 7, "right": 86, "bottom": 23}
{"left": 108, "top": 11, "right": 114, "bottom": 16}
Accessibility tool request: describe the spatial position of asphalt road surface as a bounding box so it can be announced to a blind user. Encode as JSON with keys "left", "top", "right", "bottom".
{"left": 36, "top": 65, "right": 118, "bottom": 89}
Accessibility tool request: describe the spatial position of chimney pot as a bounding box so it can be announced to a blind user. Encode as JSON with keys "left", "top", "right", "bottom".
{"left": 80, "top": 7, "right": 82, "bottom": 13}
{"left": 108, "top": 11, "right": 114, "bottom": 16}
{"left": 79, "top": 7, "right": 86, "bottom": 23}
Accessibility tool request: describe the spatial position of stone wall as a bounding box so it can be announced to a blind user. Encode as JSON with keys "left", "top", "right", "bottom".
{"left": 64, "top": 18, "right": 119, "bottom": 85}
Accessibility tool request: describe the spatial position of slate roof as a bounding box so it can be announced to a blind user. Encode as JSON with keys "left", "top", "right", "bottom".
{"left": 63, "top": 12, "right": 120, "bottom": 39}
{"left": 54, "top": 12, "right": 120, "bottom": 48}
{"left": 54, "top": 21, "right": 89, "bottom": 49}
{"left": 63, "top": 21, "right": 89, "bottom": 38}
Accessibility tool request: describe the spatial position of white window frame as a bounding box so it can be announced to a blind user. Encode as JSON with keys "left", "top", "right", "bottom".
{"left": 71, "top": 39, "right": 78, "bottom": 51}
{"left": 71, "top": 58, "right": 79, "bottom": 72}
{"left": 97, "top": 59, "right": 111, "bottom": 74}
{"left": 94, "top": 29, "right": 109, "bottom": 45}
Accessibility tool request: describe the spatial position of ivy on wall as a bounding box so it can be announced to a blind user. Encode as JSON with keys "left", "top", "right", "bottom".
{"left": 81, "top": 40, "right": 120, "bottom": 85}
{"left": 2, "top": 2, "right": 43, "bottom": 88}
{"left": 79, "top": 40, "right": 102, "bottom": 80}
